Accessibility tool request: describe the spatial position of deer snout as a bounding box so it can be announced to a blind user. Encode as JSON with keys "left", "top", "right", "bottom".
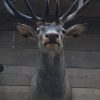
{"left": 45, "top": 34, "right": 59, "bottom": 41}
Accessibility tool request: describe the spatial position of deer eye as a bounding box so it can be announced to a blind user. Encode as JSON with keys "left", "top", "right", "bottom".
{"left": 62, "top": 29, "right": 66, "bottom": 34}
{"left": 37, "top": 28, "right": 40, "bottom": 34}
{"left": 45, "top": 34, "right": 49, "bottom": 38}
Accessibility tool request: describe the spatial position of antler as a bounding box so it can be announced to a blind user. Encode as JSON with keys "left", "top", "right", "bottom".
{"left": 55, "top": 0, "right": 60, "bottom": 20}
{"left": 60, "top": 0, "right": 90, "bottom": 24}
{"left": 4, "top": 0, "right": 90, "bottom": 24}
{"left": 43, "top": 0, "right": 49, "bottom": 20}
{"left": 4, "top": 0, "right": 41, "bottom": 22}
{"left": 24, "top": 0, "right": 41, "bottom": 20}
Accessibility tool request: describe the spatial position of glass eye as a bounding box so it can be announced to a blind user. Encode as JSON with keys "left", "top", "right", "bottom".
{"left": 37, "top": 28, "right": 40, "bottom": 34}
{"left": 62, "top": 29, "right": 66, "bottom": 34}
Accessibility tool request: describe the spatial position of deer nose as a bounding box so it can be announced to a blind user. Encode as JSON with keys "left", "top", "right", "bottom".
{"left": 45, "top": 34, "right": 59, "bottom": 41}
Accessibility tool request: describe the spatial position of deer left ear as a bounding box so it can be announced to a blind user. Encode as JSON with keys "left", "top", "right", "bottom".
{"left": 16, "top": 23, "right": 36, "bottom": 39}
{"left": 64, "top": 24, "right": 87, "bottom": 38}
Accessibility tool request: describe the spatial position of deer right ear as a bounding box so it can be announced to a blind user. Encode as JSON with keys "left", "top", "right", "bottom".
{"left": 64, "top": 24, "right": 87, "bottom": 38}
{"left": 16, "top": 23, "right": 36, "bottom": 39}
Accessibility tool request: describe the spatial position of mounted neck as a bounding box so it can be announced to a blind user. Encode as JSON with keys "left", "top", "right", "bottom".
{"left": 36, "top": 49, "right": 66, "bottom": 99}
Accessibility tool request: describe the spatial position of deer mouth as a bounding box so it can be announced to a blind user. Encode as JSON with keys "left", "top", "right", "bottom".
{"left": 44, "top": 41, "right": 60, "bottom": 49}
{"left": 44, "top": 41, "right": 60, "bottom": 46}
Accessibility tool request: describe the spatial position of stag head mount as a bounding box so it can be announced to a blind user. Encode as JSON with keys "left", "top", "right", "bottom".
{"left": 4, "top": 0, "right": 90, "bottom": 51}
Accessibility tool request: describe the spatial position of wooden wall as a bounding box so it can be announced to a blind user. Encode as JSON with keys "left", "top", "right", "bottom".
{"left": 0, "top": 0, "right": 100, "bottom": 100}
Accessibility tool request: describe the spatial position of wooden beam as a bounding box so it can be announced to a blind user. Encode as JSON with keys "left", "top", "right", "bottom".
{"left": 1, "top": 67, "right": 100, "bottom": 88}
{"left": 72, "top": 88, "right": 100, "bottom": 100}
{"left": 0, "top": 48, "right": 100, "bottom": 68}
{"left": 1, "top": 31, "right": 100, "bottom": 51}
{"left": 0, "top": 86, "right": 29, "bottom": 100}
{"left": 0, "top": 31, "right": 13, "bottom": 48}
{"left": 0, "top": 86, "right": 100, "bottom": 100}
{"left": 15, "top": 33, "right": 100, "bottom": 51}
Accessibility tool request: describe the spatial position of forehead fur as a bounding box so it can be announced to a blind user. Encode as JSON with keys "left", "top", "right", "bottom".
{"left": 38, "top": 22, "right": 62, "bottom": 30}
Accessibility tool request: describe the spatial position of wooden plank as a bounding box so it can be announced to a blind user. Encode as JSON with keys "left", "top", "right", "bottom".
{"left": 2, "top": 66, "right": 36, "bottom": 75}
{"left": 72, "top": 88, "right": 100, "bottom": 100}
{"left": 0, "top": 73, "right": 31, "bottom": 86}
{"left": 0, "top": 86, "right": 29, "bottom": 100}
{"left": 0, "top": 86, "right": 100, "bottom": 100}
{"left": 0, "top": 13, "right": 100, "bottom": 33}
{"left": 68, "top": 68, "right": 100, "bottom": 88}
{"left": 1, "top": 31, "right": 100, "bottom": 50}
{"left": 1, "top": 66, "right": 100, "bottom": 88}
{"left": 1, "top": 0, "right": 100, "bottom": 17}
{"left": 0, "top": 66, "right": 36, "bottom": 86}
{"left": 0, "top": 31, "right": 13, "bottom": 48}
{"left": 64, "top": 34, "right": 100, "bottom": 51}
{"left": 0, "top": 48, "right": 100, "bottom": 68}
{"left": 0, "top": 13, "right": 32, "bottom": 31}
{"left": 0, "top": 48, "right": 38, "bottom": 66}
{"left": 65, "top": 50, "right": 100, "bottom": 68}
{"left": 14, "top": 33, "right": 100, "bottom": 50}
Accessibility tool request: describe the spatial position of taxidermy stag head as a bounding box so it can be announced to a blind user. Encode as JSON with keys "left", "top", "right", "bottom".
{"left": 4, "top": 0, "right": 90, "bottom": 52}
{"left": 4, "top": 0, "right": 90, "bottom": 100}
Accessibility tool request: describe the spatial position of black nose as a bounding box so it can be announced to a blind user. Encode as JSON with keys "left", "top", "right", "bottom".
{"left": 45, "top": 34, "right": 59, "bottom": 41}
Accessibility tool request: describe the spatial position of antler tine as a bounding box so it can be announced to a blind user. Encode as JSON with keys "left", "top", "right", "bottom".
{"left": 55, "top": 0, "right": 60, "bottom": 21}
{"left": 60, "top": 0, "right": 78, "bottom": 22}
{"left": 43, "top": 0, "right": 49, "bottom": 20}
{"left": 4, "top": 0, "right": 33, "bottom": 22}
{"left": 76, "top": 0, "right": 90, "bottom": 14}
{"left": 24, "top": 0, "right": 41, "bottom": 20}
{"left": 60, "top": 0, "right": 90, "bottom": 24}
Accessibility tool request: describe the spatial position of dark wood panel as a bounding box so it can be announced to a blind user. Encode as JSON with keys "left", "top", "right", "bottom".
{"left": 14, "top": 33, "right": 100, "bottom": 50}
{"left": 0, "top": 66, "right": 100, "bottom": 88}
{"left": 0, "top": 13, "right": 32, "bottom": 31}
{"left": 1, "top": 0, "right": 100, "bottom": 17}
{"left": 0, "top": 86, "right": 100, "bottom": 100}
{"left": 0, "top": 73, "right": 31, "bottom": 86}
{"left": 1, "top": 31, "right": 100, "bottom": 51}
{"left": 0, "top": 31, "right": 13, "bottom": 48}
{"left": 68, "top": 68, "right": 100, "bottom": 88}
{"left": 0, "top": 48, "right": 100, "bottom": 68}
{"left": 0, "top": 48, "right": 38, "bottom": 66}
{"left": 0, "top": 13, "right": 100, "bottom": 33}
{"left": 0, "top": 66, "right": 36, "bottom": 86}
{"left": 0, "top": 86, "right": 29, "bottom": 100}
{"left": 65, "top": 50, "right": 100, "bottom": 68}
{"left": 72, "top": 88, "right": 100, "bottom": 100}
{"left": 64, "top": 34, "right": 100, "bottom": 51}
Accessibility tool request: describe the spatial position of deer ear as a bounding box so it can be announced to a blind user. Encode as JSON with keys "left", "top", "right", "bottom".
{"left": 16, "top": 23, "right": 36, "bottom": 39}
{"left": 64, "top": 24, "right": 87, "bottom": 38}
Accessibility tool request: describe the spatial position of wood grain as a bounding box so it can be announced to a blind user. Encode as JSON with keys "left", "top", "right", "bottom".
{"left": 0, "top": 31, "right": 13, "bottom": 48}
{"left": 1, "top": 31, "right": 100, "bottom": 51}
{"left": 0, "top": 66, "right": 100, "bottom": 88}
{"left": 0, "top": 48, "right": 38, "bottom": 66}
{"left": 15, "top": 33, "right": 100, "bottom": 50}
{"left": 72, "top": 88, "right": 100, "bottom": 100}
{"left": 0, "top": 86, "right": 100, "bottom": 100}
{"left": 0, "top": 48, "right": 100, "bottom": 68}
{"left": 0, "top": 86, "right": 29, "bottom": 100}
